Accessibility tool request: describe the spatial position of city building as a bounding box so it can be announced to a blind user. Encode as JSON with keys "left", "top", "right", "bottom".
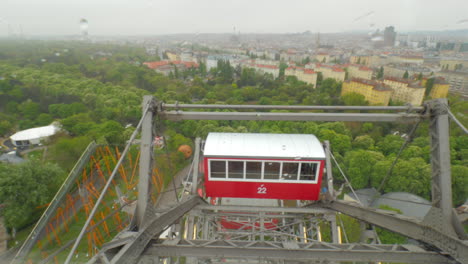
{"left": 439, "top": 58, "right": 468, "bottom": 71}
{"left": 205, "top": 55, "right": 248, "bottom": 71}
{"left": 389, "top": 55, "right": 424, "bottom": 65}
{"left": 383, "top": 26, "right": 396, "bottom": 47}
{"left": 341, "top": 78, "right": 393, "bottom": 105}
{"left": 426, "top": 77, "right": 450, "bottom": 98}
{"left": 10, "top": 123, "right": 61, "bottom": 147}
{"left": 383, "top": 64, "right": 433, "bottom": 79}
{"left": 344, "top": 64, "right": 373, "bottom": 80}
{"left": 383, "top": 77, "right": 426, "bottom": 106}
{"left": 309, "top": 63, "right": 346, "bottom": 82}
{"left": 315, "top": 52, "right": 330, "bottom": 63}
{"left": 245, "top": 63, "right": 280, "bottom": 78}
{"left": 143, "top": 60, "right": 199, "bottom": 76}
{"left": 350, "top": 55, "right": 372, "bottom": 66}
{"left": 435, "top": 70, "right": 468, "bottom": 97}
{"left": 165, "top": 51, "right": 180, "bottom": 61}
{"left": 285, "top": 66, "right": 318, "bottom": 87}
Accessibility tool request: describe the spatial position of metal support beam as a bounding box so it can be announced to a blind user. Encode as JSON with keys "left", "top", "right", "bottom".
{"left": 322, "top": 200, "right": 468, "bottom": 263}
{"left": 163, "top": 103, "right": 425, "bottom": 112}
{"left": 196, "top": 204, "right": 332, "bottom": 214}
{"left": 426, "top": 99, "right": 454, "bottom": 228}
{"left": 323, "top": 140, "right": 335, "bottom": 199}
{"left": 109, "top": 196, "right": 204, "bottom": 264}
{"left": 191, "top": 138, "right": 201, "bottom": 195}
{"left": 161, "top": 111, "right": 422, "bottom": 123}
{"left": 136, "top": 95, "right": 156, "bottom": 229}
{"left": 142, "top": 239, "right": 453, "bottom": 264}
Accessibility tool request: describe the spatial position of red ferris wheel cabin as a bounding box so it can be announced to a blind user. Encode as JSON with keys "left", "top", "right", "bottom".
{"left": 203, "top": 133, "right": 326, "bottom": 200}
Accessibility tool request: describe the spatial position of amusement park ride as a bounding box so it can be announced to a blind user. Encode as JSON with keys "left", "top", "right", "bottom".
{"left": 12, "top": 96, "right": 468, "bottom": 264}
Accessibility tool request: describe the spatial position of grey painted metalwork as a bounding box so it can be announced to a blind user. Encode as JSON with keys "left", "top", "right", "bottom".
{"left": 191, "top": 138, "right": 201, "bottom": 194}
{"left": 163, "top": 103, "right": 425, "bottom": 112}
{"left": 89, "top": 98, "right": 465, "bottom": 264}
{"left": 196, "top": 204, "right": 331, "bottom": 214}
{"left": 161, "top": 111, "right": 423, "bottom": 123}
{"left": 107, "top": 196, "right": 204, "bottom": 264}
{"left": 447, "top": 108, "right": 468, "bottom": 134}
{"left": 12, "top": 141, "right": 98, "bottom": 264}
{"left": 142, "top": 239, "right": 453, "bottom": 264}
{"left": 426, "top": 99, "right": 454, "bottom": 227}
{"left": 322, "top": 200, "right": 468, "bottom": 263}
{"left": 323, "top": 140, "right": 335, "bottom": 200}
{"left": 136, "top": 95, "right": 156, "bottom": 228}
{"left": 64, "top": 102, "right": 152, "bottom": 264}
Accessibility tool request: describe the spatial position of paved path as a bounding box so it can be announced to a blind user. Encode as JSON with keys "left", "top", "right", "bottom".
{"left": 155, "top": 165, "right": 192, "bottom": 208}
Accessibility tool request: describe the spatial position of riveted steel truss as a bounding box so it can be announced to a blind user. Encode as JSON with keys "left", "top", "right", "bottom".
{"left": 86, "top": 97, "right": 467, "bottom": 264}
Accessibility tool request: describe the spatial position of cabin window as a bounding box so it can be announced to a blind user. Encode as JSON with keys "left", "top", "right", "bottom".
{"left": 263, "top": 162, "right": 281, "bottom": 180}
{"left": 299, "top": 162, "right": 318, "bottom": 181}
{"left": 246, "top": 162, "right": 262, "bottom": 179}
{"left": 210, "top": 160, "right": 226, "bottom": 178}
{"left": 228, "top": 161, "right": 244, "bottom": 179}
{"left": 282, "top": 163, "right": 299, "bottom": 180}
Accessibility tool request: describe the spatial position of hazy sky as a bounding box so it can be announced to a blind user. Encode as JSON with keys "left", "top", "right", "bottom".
{"left": 1, "top": 0, "right": 468, "bottom": 36}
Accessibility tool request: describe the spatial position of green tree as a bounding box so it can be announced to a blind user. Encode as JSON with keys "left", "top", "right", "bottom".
{"left": 352, "top": 135, "right": 375, "bottom": 150}
{"left": 19, "top": 100, "right": 40, "bottom": 120}
{"left": 316, "top": 72, "right": 323, "bottom": 86}
{"left": 0, "top": 160, "right": 65, "bottom": 229}
{"left": 47, "top": 136, "right": 92, "bottom": 170}
{"left": 452, "top": 165, "right": 468, "bottom": 206}
{"left": 424, "top": 77, "right": 435, "bottom": 97}
{"left": 0, "top": 120, "right": 13, "bottom": 136}
{"left": 344, "top": 150, "right": 385, "bottom": 189}
{"left": 376, "top": 134, "right": 404, "bottom": 155}
{"left": 35, "top": 113, "right": 53, "bottom": 126}
{"left": 376, "top": 66, "right": 384, "bottom": 79}
{"left": 318, "top": 129, "right": 352, "bottom": 155}
{"left": 342, "top": 92, "right": 368, "bottom": 106}
{"left": 403, "top": 70, "right": 409, "bottom": 79}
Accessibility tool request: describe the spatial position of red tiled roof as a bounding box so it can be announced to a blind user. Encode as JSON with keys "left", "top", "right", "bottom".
{"left": 286, "top": 66, "right": 304, "bottom": 70}
{"left": 144, "top": 60, "right": 198, "bottom": 69}
{"left": 358, "top": 66, "right": 372, "bottom": 71}
{"left": 144, "top": 61, "right": 169, "bottom": 69}
{"left": 304, "top": 69, "right": 316, "bottom": 74}
{"left": 256, "top": 64, "right": 279, "bottom": 69}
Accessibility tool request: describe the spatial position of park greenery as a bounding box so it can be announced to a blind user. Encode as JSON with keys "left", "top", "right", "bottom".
{"left": 0, "top": 40, "right": 466, "bottom": 239}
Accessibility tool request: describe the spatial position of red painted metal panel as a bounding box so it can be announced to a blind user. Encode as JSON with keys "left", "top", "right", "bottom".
{"left": 220, "top": 218, "right": 279, "bottom": 230}
{"left": 204, "top": 158, "right": 324, "bottom": 200}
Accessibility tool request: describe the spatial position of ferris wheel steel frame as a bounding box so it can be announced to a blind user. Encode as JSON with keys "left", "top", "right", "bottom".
{"left": 85, "top": 96, "right": 467, "bottom": 264}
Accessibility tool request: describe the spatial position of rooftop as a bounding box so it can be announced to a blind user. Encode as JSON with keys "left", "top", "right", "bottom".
{"left": 10, "top": 124, "right": 60, "bottom": 142}
{"left": 143, "top": 60, "right": 199, "bottom": 69}
{"left": 384, "top": 77, "right": 424, "bottom": 88}
{"left": 347, "top": 78, "right": 392, "bottom": 92}
{"left": 204, "top": 133, "right": 325, "bottom": 159}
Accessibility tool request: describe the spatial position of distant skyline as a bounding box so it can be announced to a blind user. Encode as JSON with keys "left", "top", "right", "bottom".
{"left": 1, "top": 0, "right": 468, "bottom": 36}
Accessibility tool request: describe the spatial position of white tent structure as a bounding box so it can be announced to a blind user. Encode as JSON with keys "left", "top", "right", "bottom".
{"left": 10, "top": 124, "right": 60, "bottom": 147}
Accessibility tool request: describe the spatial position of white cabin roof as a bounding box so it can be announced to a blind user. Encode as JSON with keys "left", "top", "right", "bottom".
{"left": 10, "top": 124, "right": 60, "bottom": 141}
{"left": 204, "top": 133, "right": 325, "bottom": 159}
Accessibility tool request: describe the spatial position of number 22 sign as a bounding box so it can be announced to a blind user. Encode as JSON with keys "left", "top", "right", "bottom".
{"left": 257, "top": 184, "right": 267, "bottom": 194}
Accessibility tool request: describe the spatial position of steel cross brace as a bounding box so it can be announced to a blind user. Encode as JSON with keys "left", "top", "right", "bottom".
{"left": 320, "top": 200, "right": 468, "bottom": 263}
{"left": 141, "top": 239, "right": 454, "bottom": 264}
{"left": 161, "top": 111, "right": 423, "bottom": 123}
{"left": 91, "top": 196, "right": 204, "bottom": 264}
